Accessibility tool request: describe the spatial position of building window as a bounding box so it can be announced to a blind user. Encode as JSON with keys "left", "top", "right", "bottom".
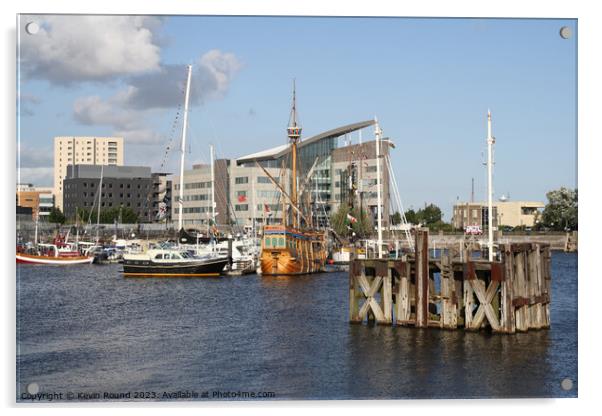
{"left": 257, "top": 176, "right": 275, "bottom": 184}
{"left": 235, "top": 204, "right": 248, "bottom": 211}
{"left": 235, "top": 176, "right": 249, "bottom": 184}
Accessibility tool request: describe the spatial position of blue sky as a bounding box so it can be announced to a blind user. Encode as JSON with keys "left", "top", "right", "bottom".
{"left": 17, "top": 15, "right": 576, "bottom": 219}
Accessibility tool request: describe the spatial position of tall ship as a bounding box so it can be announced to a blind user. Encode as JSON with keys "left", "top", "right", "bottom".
{"left": 258, "top": 85, "right": 328, "bottom": 275}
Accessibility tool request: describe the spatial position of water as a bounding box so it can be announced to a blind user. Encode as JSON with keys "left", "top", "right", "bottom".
{"left": 16, "top": 252, "right": 577, "bottom": 401}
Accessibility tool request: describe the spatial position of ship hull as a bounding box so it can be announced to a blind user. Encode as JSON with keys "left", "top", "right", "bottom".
{"left": 122, "top": 258, "right": 229, "bottom": 277}
{"left": 16, "top": 253, "right": 94, "bottom": 265}
{"left": 260, "top": 227, "right": 327, "bottom": 276}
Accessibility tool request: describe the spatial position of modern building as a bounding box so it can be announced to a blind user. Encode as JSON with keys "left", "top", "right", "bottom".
{"left": 452, "top": 200, "right": 544, "bottom": 230}
{"left": 172, "top": 159, "right": 231, "bottom": 227}
{"left": 330, "top": 139, "right": 392, "bottom": 228}
{"left": 171, "top": 120, "right": 393, "bottom": 231}
{"left": 53, "top": 136, "right": 124, "bottom": 210}
{"left": 16, "top": 183, "right": 55, "bottom": 220}
{"left": 150, "top": 173, "right": 173, "bottom": 223}
{"left": 62, "top": 165, "right": 152, "bottom": 222}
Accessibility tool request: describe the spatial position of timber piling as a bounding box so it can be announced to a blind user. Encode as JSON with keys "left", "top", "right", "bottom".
{"left": 349, "top": 228, "right": 551, "bottom": 334}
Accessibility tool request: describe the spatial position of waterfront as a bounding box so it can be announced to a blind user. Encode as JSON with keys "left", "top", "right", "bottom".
{"left": 16, "top": 252, "right": 577, "bottom": 401}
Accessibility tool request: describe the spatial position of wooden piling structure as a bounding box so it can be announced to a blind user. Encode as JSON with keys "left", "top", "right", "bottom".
{"left": 348, "top": 229, "right": 552, "bottom": 334}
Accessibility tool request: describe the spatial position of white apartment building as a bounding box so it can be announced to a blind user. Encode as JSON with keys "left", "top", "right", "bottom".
{"left": 53, "top": 136, "right": 124, "bottom": 210}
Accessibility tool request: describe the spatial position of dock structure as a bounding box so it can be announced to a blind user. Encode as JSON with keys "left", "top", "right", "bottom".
{"left": 349, "top": 229, "right": 551, "bottom": 333}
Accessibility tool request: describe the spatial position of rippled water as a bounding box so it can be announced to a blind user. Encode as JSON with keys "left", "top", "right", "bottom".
{"left": 16, "top": 252, "right": 577, "bottom": 401}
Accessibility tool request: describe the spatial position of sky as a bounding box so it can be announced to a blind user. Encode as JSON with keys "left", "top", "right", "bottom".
{"left": 16, "top": 15, "right": 577, "bottom": 219}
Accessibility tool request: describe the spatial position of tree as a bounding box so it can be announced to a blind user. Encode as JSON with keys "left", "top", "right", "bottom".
{"left": 48, "top": 207, "right": 66, "bottom": 224}
{"left": 330, "top": 205, "right": 373, "bottom": 239}
{"left": 404, "top": 208, "right": 419, "bottom": 225}
{"left": 390, "top": 211, "right": 402, "bottom": 225}
{"left": 541, "top": 187, "right": 578, "bottom": 231}
{"left": 331, "top": 204, "right": 351, "bottom": 238}
{"left": 75, "top": 206, "right": 139, "bottom": 224}
{"left": 419, "top": 203, "right": 443, "bottom": 225}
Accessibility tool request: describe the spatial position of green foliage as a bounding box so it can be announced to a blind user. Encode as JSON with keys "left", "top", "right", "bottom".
{"left": 541, "top": 187, "right": 578, "bottom": 231}
{"left": 390, "top": 211, "right": 402, "bottom": 225}
{"left": 404, "top": 204, "right": 445, "bottom": 229}
{"left": 404, "top": 208, "right": 419, "bottom": 224}
{"left": 420, "top": 204, "right": 443, "bottom": 225}
{"left": 331, "top": 204, "right": 373, "bottom": 239}
{"left": 48, "top": 207, "right": 66, "bottom": 224}
{"left": 76, "top": 206, "right": 139, "bottom": 224}
{"left": 429, "top": 220, "right": 453, "bottom": 232}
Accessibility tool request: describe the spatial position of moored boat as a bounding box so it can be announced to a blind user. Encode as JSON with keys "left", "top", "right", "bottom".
{"left": 258, "top": 84, "right": 328, "bottom": 276}
{"left": 122, "top": 249, "right": 229, "bottom": 277}
{"left": 16, "top": 244, "right": 94, "bottom": 265}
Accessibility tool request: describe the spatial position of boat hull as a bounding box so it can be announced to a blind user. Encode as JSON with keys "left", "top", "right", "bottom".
{"left": 122, "top": 258, "right": 229, "bottom": 277}
{"left": 16, "top": 253, "right": 94, "bottom": 265}
{"left": 260, "top": 227, "right": 327, "bottom": 276}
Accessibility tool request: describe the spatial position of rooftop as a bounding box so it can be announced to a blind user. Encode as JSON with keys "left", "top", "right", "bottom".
{"left": 236, "top": 119, "right": 376, "bottom": 164}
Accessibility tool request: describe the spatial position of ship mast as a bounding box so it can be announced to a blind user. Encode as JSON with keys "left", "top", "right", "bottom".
{"left": 287, "top": 80, "right": 302, "bottom": 229}
{"left": 178, "top": 64, "right": 193, "bottom": 231}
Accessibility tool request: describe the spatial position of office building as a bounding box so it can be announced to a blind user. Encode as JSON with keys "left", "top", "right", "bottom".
{"left": 53, "top": 136, "right": 124, "bottom": 210}
{"left": 16, "top": 183, "right": 55, "bottom": 220}
{"left": 172, "top": 120, "right": 393, "bottom": 231}
{"left": 62, "top": 165, "right": 152, "bottom": 222}
{"left": 452, "top": 200, "right": 544, "bottom": 230}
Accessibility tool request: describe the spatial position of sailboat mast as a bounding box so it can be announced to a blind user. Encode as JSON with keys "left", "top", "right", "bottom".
{"left": 288, "top": 80, "right": 301, "bottom": 229}
{"left": 486, "top": 110, "right": 495, "bottom": 261}
{"left": 375, "top": 117, "right": 383, "bottom": 259}
{"left": 210, "top": 143, "right": 216, "bottom": 224}
{"left": 96, "top": 164, "right": 104, "bottom": 244}
{"left": 178, "top": 64, "right": 193, "bottom": 231}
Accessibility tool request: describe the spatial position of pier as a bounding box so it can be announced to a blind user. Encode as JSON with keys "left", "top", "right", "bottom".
{"left": 349, "top": 229, "right": 551, "bottom": 333}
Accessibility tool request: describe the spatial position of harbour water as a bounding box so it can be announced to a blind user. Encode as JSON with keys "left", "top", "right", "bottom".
{"left": 16, "top": 252, "right": 577, "bottom": 401}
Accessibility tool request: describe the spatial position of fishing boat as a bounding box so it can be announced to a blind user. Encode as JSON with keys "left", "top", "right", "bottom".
{"left": 258, "top": 84, "right": 328, "bottom": 275}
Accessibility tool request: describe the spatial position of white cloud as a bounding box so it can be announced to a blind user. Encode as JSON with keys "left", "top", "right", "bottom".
{"left": 73, "top": 93, "right": 139, "bottom": 130}
{"left": 198, "top": 49, "right": 243, "bottom": 98}
{"left": 71, "top": 49, "right": 242, "bottom": 145}
{"left": 20, "top": 15, "right": 162, "bottom": 85}
{"left": 113, "top": 128, "right": 164, "bottom": 145}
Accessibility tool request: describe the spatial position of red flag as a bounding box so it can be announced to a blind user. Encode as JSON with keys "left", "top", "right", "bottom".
{"left": 237, "top": 194, "right": 247, "bottom": 202}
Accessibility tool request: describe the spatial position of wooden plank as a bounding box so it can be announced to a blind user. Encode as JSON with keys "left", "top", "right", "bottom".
{"left": 440, "top": 253, "right": 457, "bottom": 329}
{"left": 414, "top": 229, "right": 429, "bottom": 328}
{"left": 500, "top": 244, "right": 516, "bottom": 333}
{"left": 381, "top": 270, "right": 393, "bottom": 324}
{"left": 514, "top": 251, "right": 528, "bottom": 332}
{"left": 396, "top": 262, "right": 412, "bottom": 325}
{"left": 349, "top": 270, "right": 360, "bottom": 323}
{"left": 464, "top": 276, "right": 474, "bottom": 329}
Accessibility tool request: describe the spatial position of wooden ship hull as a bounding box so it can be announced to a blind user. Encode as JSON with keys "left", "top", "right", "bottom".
{"left": 260, "top": 226, "right": 327, "bottom": 275}
{"left": 16, "top": 253, "right": 94, "bottom": 265}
